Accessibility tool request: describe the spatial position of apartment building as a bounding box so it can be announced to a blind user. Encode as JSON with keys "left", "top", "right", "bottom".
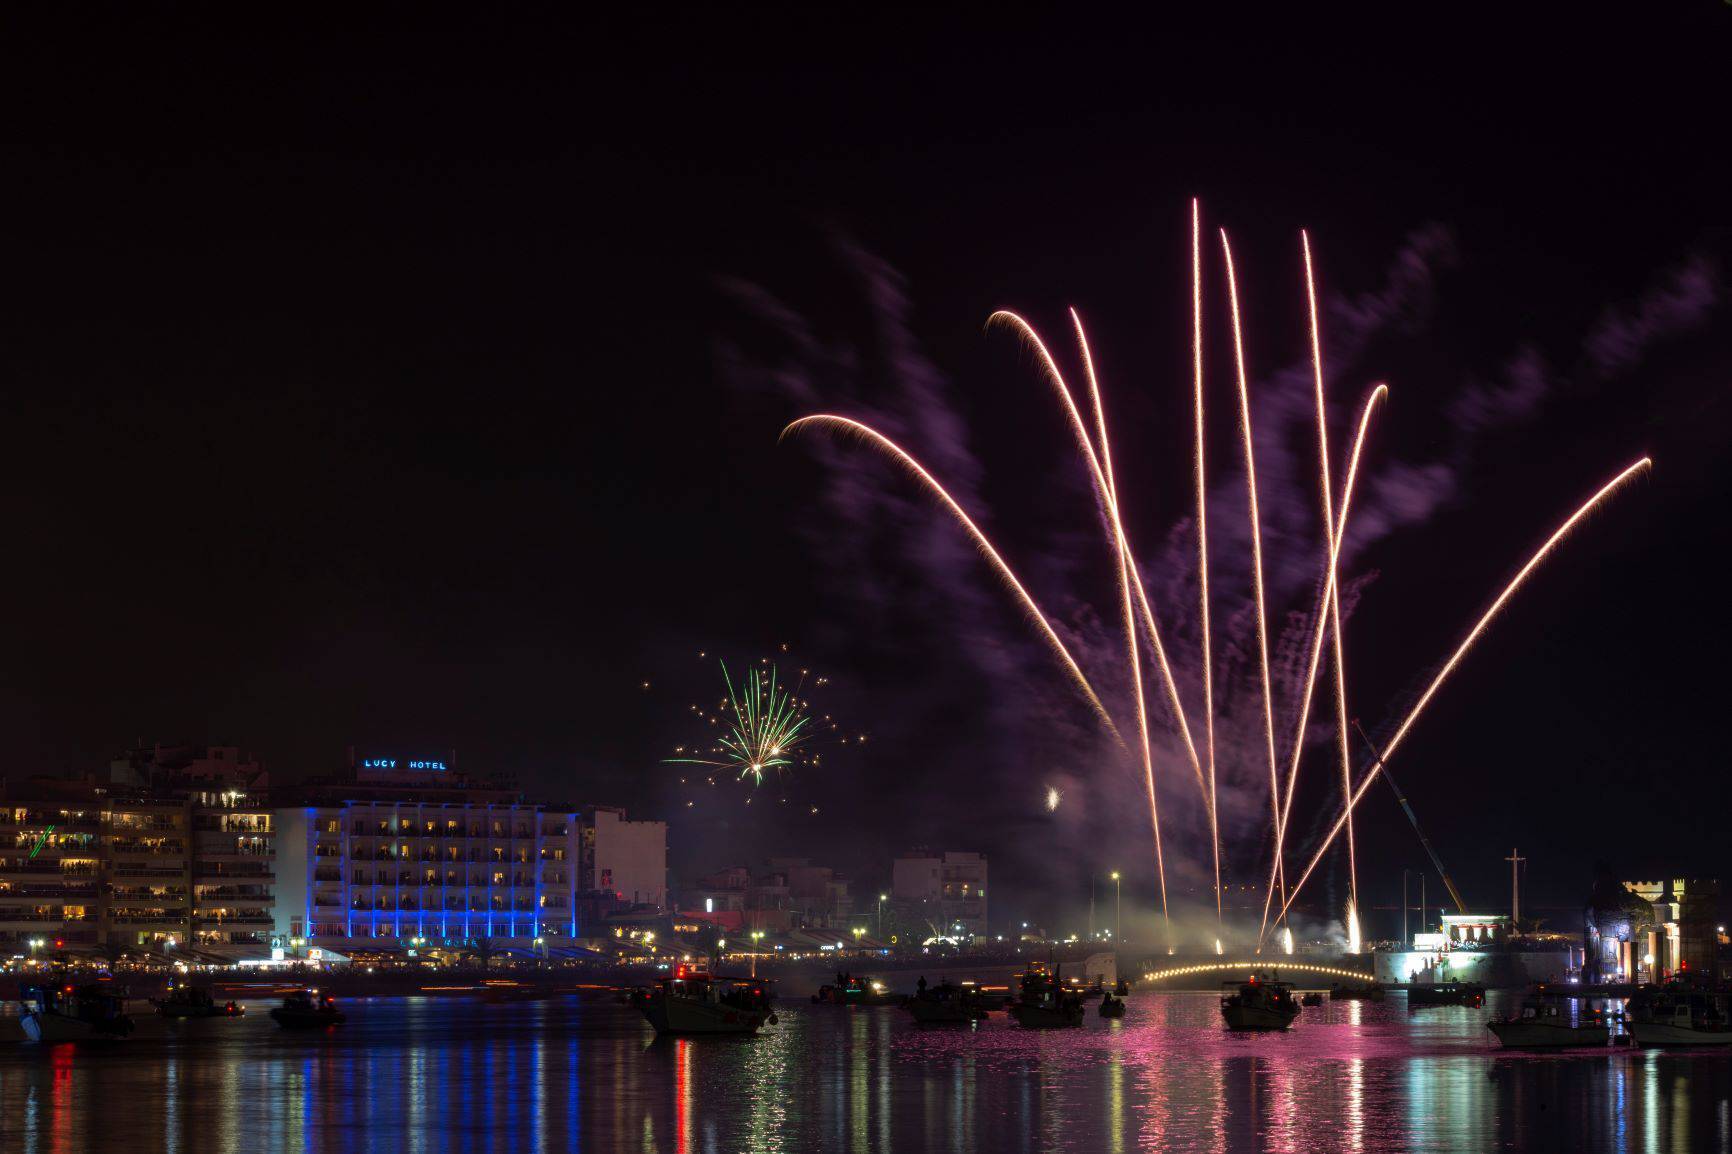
{"left": 0, "top": 744, "right": 276, "bottom": 960}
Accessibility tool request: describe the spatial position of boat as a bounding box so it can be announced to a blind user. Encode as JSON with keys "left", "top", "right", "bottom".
{"left": 1406, "top": 982, "right": 1486, "bottom": 1007}
{"left": 811, "top": 975, "right": 899, "bottom": 1006}
{"left": 1098, "top": 992, "right": 1127, "bottom": 1019}
{"left": 1300, "top": 991, "right": 1324, "bottom": 1007}
{"left": 967, "top": 983, "right": 1012, "bottom": 1011}
{"left": 153, "top": 983, "right": 244, "bottom": 1018}
{"left": 1627, "top": 987, "right": 1732, "bottom": 1047}
{"left": 636, "top": 967, "right": 776, "bottom": 1035}
{"left": 1068, "top": 976, "right": 1107, "bottom": 1002}
{"left": 1009, "top": 964, "right": 1085, "bottom": 1028}
{"left": 1220, "top": 976, "right": 1300, "bottom": 1031}
{"left": 19, "top": 982, "right": 135, "bottom": 1042}
{"left": 270, "top": 988, "right": 347, "bottom": 1029}
{"left": 903, "top": 980, "right": 990, "bottom": 1024}
{"left": 1329, "top": 981, "right": 1386, "bottom": 1001}
{"left": 1487, "top": 1000, "right": 1610, "bottom": 1048}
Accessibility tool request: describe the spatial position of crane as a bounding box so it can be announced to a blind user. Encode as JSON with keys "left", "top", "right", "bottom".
{"left": 1352, "top": 719, "right": 1467, "bottom": 914}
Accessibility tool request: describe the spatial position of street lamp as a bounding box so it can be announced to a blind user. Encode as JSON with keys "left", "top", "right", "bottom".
{"left": 878, "top": 893, "right": 888, "bottom": 938}
{"left": 750, "top": 930, "right": 764, "bottom": 978}
{"left": 1110, "top": 872, "right": 1121, "bottom": 944}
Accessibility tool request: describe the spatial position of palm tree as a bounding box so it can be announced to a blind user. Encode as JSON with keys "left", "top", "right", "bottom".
{"left": 462, "top": 936, "right": 500, "bottom": 971}
{"left": 97, "top": 941, "right": 130, "bottom": 971}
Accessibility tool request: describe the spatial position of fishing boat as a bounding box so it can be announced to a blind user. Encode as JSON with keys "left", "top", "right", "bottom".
{"left": 1406, "top": 982, "right": 1486, "bottom": 1008}
{"left": 1329, "top": 981, "right": 1386, "bottom": 1001}
{"left": 636, "top": 967, "right": 776, "bottom": 1035}
{"left": 1627, "top": 987, "right": 1732, "bottom": 1047}
{"left": 1220, "top": 976, "right": 1300, "bottom": 1031}
{"left": 1009, "top": 964, "right": 1085, "bottom": 1028}
{"left": 1098, "top": 992, "right": 1127, "bottom": 1019}
{"left": 903, "top": 980, "right": 989, "bottom": 1024}
{"left": 270, "top": 988, "right": 347, "bottom": 1029}
{"left": 153, "top": 983, "right": 244, "bottom": 1018}
{"left": 19, "top": 982, "right": 135, "bottom": 1042}
{"left": 1487, "top": 1000, "right": 1610, "bottom": 1048}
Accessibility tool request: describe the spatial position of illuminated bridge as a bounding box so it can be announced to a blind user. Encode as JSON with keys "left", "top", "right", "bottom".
{"left": 1138, "top": 959, "right": 1378, "bottom": 989}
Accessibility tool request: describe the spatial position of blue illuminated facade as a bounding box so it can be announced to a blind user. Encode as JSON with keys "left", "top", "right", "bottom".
{"left": 274, "top": 801, "right": 582, "bottom": 947}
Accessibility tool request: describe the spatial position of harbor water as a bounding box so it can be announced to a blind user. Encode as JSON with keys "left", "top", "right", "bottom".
{"left": 0, "top": 990, "right": 1728, "bottom": 1152}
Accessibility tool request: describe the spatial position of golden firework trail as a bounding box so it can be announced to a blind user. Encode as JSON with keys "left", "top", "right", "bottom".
{"left": 1309, "top": 231, "right": 1358, "bottom": 939}
{"left": 1220, "top": 230, "right": 1283, "bottom": 936}
{"left": 779, "top": 414, "right": 1119, "bottom": 736}
{"left": 1070, "top": 308, "right": 1170, "bottom": 938}
{"left": 1258, "top": 383, "right": 1387, "bottom": 941}
{"left": 986, "top": 310, "right": 1204, "bottom": 792}
{"left": 1192, "top": 200, "right": 1222, "bottom": 925}
{"left": 1268, "top": 458, "right": 1653, "bottom": 935}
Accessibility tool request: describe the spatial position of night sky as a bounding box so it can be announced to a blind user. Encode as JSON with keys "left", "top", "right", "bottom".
{"left": 6, "top": 13, "right": 1729, "bottom": 935}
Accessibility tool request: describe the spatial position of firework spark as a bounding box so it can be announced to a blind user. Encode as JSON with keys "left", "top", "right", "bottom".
{"left": 1269, "top": 457, "right": 1653, "bottom": 934}
{"left": 665, "top": 659, "right": 834, "bottom": 787}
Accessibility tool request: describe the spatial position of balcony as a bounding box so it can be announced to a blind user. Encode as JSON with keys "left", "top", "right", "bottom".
{"left": 109, "top": 914, "right": 191, "bottom": 927}
{"left": 0, "top": 862, "right": 95, "bottom": 878}
{"left": 111, "top": 864, "right": 186, "bottom": 880}
{"left": 109, "top": 842, "right": 185, "bottom": 858}
{"left": 6, "top": 884, "right": 99, "bottom": 899}
{"left": 193, "top": 913, "right": 274, "bottom": 927}
{"left": 192, "top": 866, "right": 273, "bottom": 883}
{"left": 0, "top": 912, "right": 90, "bottom": 928}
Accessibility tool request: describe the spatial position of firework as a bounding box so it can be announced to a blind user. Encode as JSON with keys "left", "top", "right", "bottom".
{"left": 665, "top": 659, "right": 835, "bottom": 787}
{"left": 1306, "top": 232, "right": 1361, "bottom": 946}
{"left": 1269, "top": 458, "right": 1653, "bottom": 934}
{"left": 784, "top": 209, "right": 1649, "bottom": 950}
{"left": 781, "top": 414, "right": 1119, "bottom": 737}
{"left": 1045, "top": 785, "right": 1063, "bottom": 813}
{"left": 1260, "top": 384, "right": 1387, "bottom": 940}
{"left": 986, "top": 311, "right": 1200, "bottom": 781}
{"left": 1193, "top": 200, "right": 1222, "bottom": 927}
{"left": 1221, "top": 230, "right": 1281, "bottom": 936}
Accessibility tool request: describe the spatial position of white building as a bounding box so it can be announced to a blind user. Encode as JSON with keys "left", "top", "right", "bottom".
{"left": 583, "top": 806, "right": 667, "bottom": 908}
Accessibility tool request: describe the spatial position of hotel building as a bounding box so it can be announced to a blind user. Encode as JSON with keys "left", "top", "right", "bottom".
{"left": 272, "top": 754, "right": 667, "bottom": 952}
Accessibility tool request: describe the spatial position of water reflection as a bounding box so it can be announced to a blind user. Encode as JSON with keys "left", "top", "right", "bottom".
{"left": 0, "top": 992, "right": 1727, "bottom": 1151}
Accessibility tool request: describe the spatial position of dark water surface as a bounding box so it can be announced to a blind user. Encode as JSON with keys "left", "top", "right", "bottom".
{"left": 0, "top": 991, "right": 1728, "bottom": 1152}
